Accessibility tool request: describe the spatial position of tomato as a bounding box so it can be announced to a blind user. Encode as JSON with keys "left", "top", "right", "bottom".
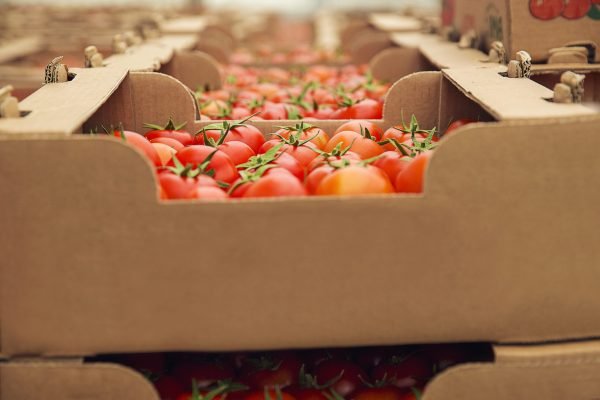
{"left": 354, "top": 346, "right": 395, "bottom": 370}
{"left": 395, "top": 151, "right": 432, "bottom": 194}
{"left": 201, "top": 99, "right": 230, "bottom": 119}
{"left": 373, "top": 152, "right": 412, "bottom": 182}
{"left": 349, "top": 99, "right": 383, "bottom": 119}
{"left": 113, "top": 130, "right": 161, "bottom": 167}
{"left": 274, "top": 126, "right": 330, "bottom": 150}
{"left": 529, "top": 0, "right": 564, "bottom": 20}
{"left": 241, "top": 353, "right": 303, "bottom": 388}
{"left": 174, "top": 361, "right": 236, "bottom": 389}
{"left": 144, "top": 118, "right": 194, "bottom": 146}
{"left": 335, "top": 121, "right": 383, "bottom": 141}
{"left": 150, "top": 137, "right": 186, "bottom": 152}
{"left": 231, "top": 107, "right": 252, "bottom": 120}
{"left": 325, "top": 131, "right": 384, "bottom": 159}
{"left": 286, "top": 388, "right": 329, "bottom": 400}
{"left": 188, "top": 186, "right": 229, "bottom": 200}
{"left": 372, "top": 354, "right": 432, "bottom": 389}
{"left": 155, "top": 375, "right": 186, "bottom": 400}
{"left": 175, "top": 146, "right": 239, "bottom": 184}
{"left": 305, "top": 165, "right": 334, "bottom": 195}
{"left": 380, "top": 128, "right": 407, "bottom": 151}
{"left": 242, "top": 170, "right": 307, "bottom": 198}
{"left": 307, "top": 151, "right": 361, "bottom": 171}
{"left": 351, "top": 387, "right": 408, "bottom": 400}
{"left": 261, "top": 103, "right": 289, "bottom": 120}
{"left": 158, "top": 173, "right": 199, "bottom": 200}
{"left": 260, "top": 140, "right": 319, "bottom": 170}
{"left": 245, "top": 389, "right": 296, "bottom": 400}
{"left": 152, "top": 142, "right": 177, "bottom": 166}
{"left": 316, "top": 165, "right": 394, "bottom": 196}
{"left": 314, "top": 360, "right": 366, "bottom": 397}
{"left": 218, "top": 141, "right": 256, "bottom": 166}
{"left": 197, "top": 125, "right": 265, "bottom": 153}
{"left": 445, "top": 119, "right": 475, "bottom": 136}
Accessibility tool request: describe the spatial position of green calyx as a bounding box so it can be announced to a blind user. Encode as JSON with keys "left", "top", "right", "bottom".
{"left": 380, "top": 114, "right": 438, "bottom": 157}
{"left": 236, "top": 143, "right": 284, "bottom": 170}
{"left": 166, "top": 151, "right": 219, "bottom": 179}
{"left": 189, "top": 380, "right": 249, "bottom": 400}
{"left": 287, "top": 81, "right": 317, "bottom": 110}
{"left": 227, "top": 164, "right": 276, "bottom": 195}
{"left": 298, "top": 365, "right": 343, "bottom": 390}
{"left": 196, "top": 112, "right": 260, "bottom": 143}
{"left": 143, "top": 116, "right": 187, "bottom": 132}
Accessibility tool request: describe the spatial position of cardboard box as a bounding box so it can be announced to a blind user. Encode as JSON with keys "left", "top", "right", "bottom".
{"left": 443, "top": 0, "right": 600, "bottom": 63}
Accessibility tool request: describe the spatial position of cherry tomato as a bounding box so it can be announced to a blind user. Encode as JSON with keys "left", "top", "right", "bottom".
{"left": 145, "top": 124, "right": 194, "bottom": 146}
{"left": 286, "top": 388, "right": 329, "bottom": 400}
{"left": 152, "top": 142, "right": 177, "bottom": 166}
{"left": 380, "top": 128, "right": 407, "bottom": 151}
{"left": 349, "top": 99, "right": 383, "bottom": 119}
{"left": 351, "top": 386, "right": 408, "bottom": 400}
{"left": 308, "top": 151, "right": 361, "bottom": 171}
{"left": 188, "top": 186, "right": 229, "bottom": 200}
{"left": 175, "top": 146, "right": 239, "bottom": 184}
{"left": 316, "top": 165, "right": 394, "bottom": 196}
{"left": 395, "top": 151, "right": 432, "bottom": 194}
{"left": 174, "top": 361, "right": 235, "bottom": 389}
{"left": 372, "top": 354, "right": 432, "bottom": 389}
{"left": 325, "top": 131, "right": 384, "bottom": 159}
{"left": 274, "top": 126, "right": 330, "bottom": 150}
{"left": 197, "top": 125, "right": 266, "bottom": 154}
{"left": 245, "top": 389, "right": 296, "bottom": 400}
{"left": 260, "top": 140, "right": 319, "bottom": 170}
{"left": 218, "top": 141, "right": 256, "bottom": 166}
{"left": 155, "top": 375, "right": 186, "bottom": 400}
{"left": 150, "top": 137, "right": 185, "bottom": 152}
{"left": 335, "top": 121, "right": 383, "bottom": 141}
{"left": 158, "top": 173, "right": 200, "bottom": 200}
{"left": 114, "top": 130, "right": 161, "bottom": 167}
{"left": 305, "top": 165, "right": 334, "bottom": 195}
{"left": 242, "top": 171, "right": 307, "bottom": 199}
{"left": 373, "top": 152, "right": 412, "bottom": 183}
{"left": 241, "top": 353, "right": 303, "bottom": 389}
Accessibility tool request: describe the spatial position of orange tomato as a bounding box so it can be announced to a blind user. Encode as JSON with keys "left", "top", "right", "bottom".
{"left": 316, "top": 166, "right": 393, "bottom": 196}
{"left": 395, "top": 151, "right": 432, "bottom": 194}
{"left": 324, "top": 131, "right": 384, "bottom": 159}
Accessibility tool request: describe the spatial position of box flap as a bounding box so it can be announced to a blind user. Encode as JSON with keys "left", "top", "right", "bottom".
{"left": 443, "top": 67, "right": 599, "bottom": 120}
{"left": 160, "top": 51, "right": 222, "bottom": 92}
{"left": 391, "top": 32, "right": 489, "bottom": 69}
{"left": 370, "top": 47, "right": 433, "bottom": 83}
{"left": 0, "top": 36, "right": 44, "bottom": 64}
{"left": 368, "top": 14, "right": 422, "bottom": 32}
{"left": 160, "top": 16, "right": 209, "bottom": 34}
{"left": 425, "top": 341, "right": 600, "bottom": 400}
{"left": 3, "top": 116, "right": 600, "bottom": 356}
{"left": 0, "top": 361, "right": 157, "bottom": 400}
{"left": 0, "top": 66, "right": 129, "bottom": 135}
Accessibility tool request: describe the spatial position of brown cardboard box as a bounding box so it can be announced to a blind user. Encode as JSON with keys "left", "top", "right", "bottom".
{"left": 1, "top": 49, "right": 600, "bottom": 399}
{"left": 443, "top": 0, "right": 600, "bottom": 63}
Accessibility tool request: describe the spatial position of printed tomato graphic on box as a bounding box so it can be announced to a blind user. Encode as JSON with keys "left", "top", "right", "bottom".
{"left": 589, "top": 0, "right": 600, "bottom": 19}
{"left": 562, "top": 0, "right": 592, "bottom": 19}
{"left": 529, "top": 0, "right": 564, "bottom": 20}
{"left": 442, "top": 0, "right": 456, "bottom": 26}
{"left": 530, "top": 0, "right": 600, "bottom": 20}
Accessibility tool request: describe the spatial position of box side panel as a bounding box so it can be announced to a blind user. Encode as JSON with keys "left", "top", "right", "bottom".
{"left": 453, "top": 0, "right": 509, "bottom": 53}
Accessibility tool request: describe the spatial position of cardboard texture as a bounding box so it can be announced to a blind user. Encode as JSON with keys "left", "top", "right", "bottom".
{"left": 159, "top": 16, "right": 209, "bottom": 35}
{"left": 368, "top": 14, "right": 423, "bottom": 32}
{"left": 3, "top": 68, "right": 600, "bottom": 355}
{"left": 446, "top": 0, "right": 600, "bottom": 63}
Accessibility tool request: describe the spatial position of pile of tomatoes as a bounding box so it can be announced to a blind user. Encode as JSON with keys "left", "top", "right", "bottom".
{"left": 196, "top": 64, "right": 388, "bottom": 121}
{"left": 229, "top": 45, "right": 349, "bottom": 66}
{"left": 93, "top": 343, "right": 493, "bottom": 400}
{"left": 111, "top": 117, "right": 472, "bottom": 200}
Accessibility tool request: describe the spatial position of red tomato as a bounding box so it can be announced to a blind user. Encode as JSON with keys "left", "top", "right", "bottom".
{"left": 349, "top": 99, "right": 383, "bottom": 119}
{"left": 218, "top": 141, "right": 256, "bottom": 166}
{"left": 380, "top": 128, "right": 407, "bottom": 151}
{"left": 305, "top": 165, "right": 334, "bottom": 194}
{"left": 274, "top": 126, "right": 330, "bottom": 150}
{"left": 188, "top": 186, "right": 228, "bottom": 200}
{"left": 231, "top": 107, "right": 252, "bottom": 120}
{"left": 114, "top": 130, "right": 161, "bottom": 167}
{"left": 241, "top": 353, "right": 303, "bottom": 388}
{"left": 158, "top": 173, "right": 199, "bottom": 200}
{"left": 316, "top": 165, "right": 394, "bottom": 196}
{"left": 335, "top": 121, "right": 383, "bottom": 141}
{"left": 373, "top": 152, "right": 412, "bottom": 183}
{"left": 395, "top": 151, "right": 432, "bottom": 194}
{"left": 155, "top": 375, "right": 186, "bottom": 400}
{"left": 150, "top": 137, "right": 185, "bottom": 152}
{"left": 245, "top": 389, "right": 296, "bottom": 400}
{"left": 144, "top": 120, "right": 194, "bottom": 146}
{"left": 261, "top": 103, "right": 289, "bottom": 120}
{"left": 260, "top": 140, "right": 319, "bottom": 170}
{"left": 152, "top": 142, "right": 177, "bottom": 166}
{"left": 270, "top": 152, "right": 305, "bottom": 181}
{"left": 372, "top": 354, "right": 432, "bottom": 389}
{"left": 351, "top": 387, "right": 408, "bottom": 400}
{"left": 308, "top": 151, "right": 361, "bottom": 171}
{"left": 242, "top": 172, "right": 307, "bottom": 198}
{"left": 325, "top": 131, "right": 384, "bottom": 159}
{"left": 314, "top": 360, "right": 366, "bottom": 397}
{"left": 445, "top": 119, "right": 475, "bottom": 136}
{"left": 197, "top": 125, "right": 265, "bottom": 154}
{"left": 175, "top": 146, "right": 238, "bottom": 184}
{"left": 286, "top": 389, "right": 329, "bottom": 400}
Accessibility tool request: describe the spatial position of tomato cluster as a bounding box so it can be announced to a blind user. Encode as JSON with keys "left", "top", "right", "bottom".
{"left": 92, "top": 343, "right": 493, "bottom": 400}
{"left": 110, "top": 117, "right": 473, "bottom": 200}
{"left": 196, "top": 64, "right": 388, "bottom": 121}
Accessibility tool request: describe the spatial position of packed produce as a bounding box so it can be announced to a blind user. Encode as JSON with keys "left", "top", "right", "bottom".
{"left": 196, "top": 65, "right": 389, "bottom": 121}
{"left": 92, "top": 343, "right": 493, "bottom": 400}
{"left": 107, "top": 116, "right": 473, "bottom": 200}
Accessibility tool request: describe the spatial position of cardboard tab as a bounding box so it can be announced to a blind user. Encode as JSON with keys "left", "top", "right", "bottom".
{"left": 160, "top": 16, "right": 209, "bottom": 34}
{"left": 391, "top": 32, "right": 490, "bottom": 69}
{"left": 443, "top": 67, "right": 598, "bottom": 120}
{"left": 369, "top": 14, "right": 423, "bottom": 32}
{"left": 0, "top": 67, "right": 129, "bottom": 135}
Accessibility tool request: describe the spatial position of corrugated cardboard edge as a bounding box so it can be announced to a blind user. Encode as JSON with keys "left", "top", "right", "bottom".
{"left": 0, "top": 361, "right": 158, "bottom": 400}
{"left": 0, "top": 67, "right": 130, "bottom": 135}
{"left": 443, "top": 67, "right": 598, "bottom": 120}
{"left": 368, "top": 14, "right": 423, "bottom": 32}
{"left": 425, "top": 341, "right": 600, "bottom": 400}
